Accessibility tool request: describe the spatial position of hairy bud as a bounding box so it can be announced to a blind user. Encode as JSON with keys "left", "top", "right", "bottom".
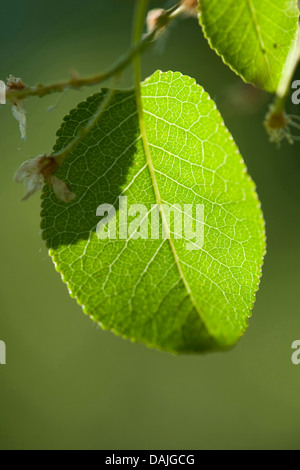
{"left": 7, "top": 76, "right": 28, "bottom": 140}
{"left": 181, "top": 0, "right": 198, "bottom": 16}
{"left": 146, "top": 9, "right": 167, "bottom": 34}
{"left": 14, "top": 155, "right": 75, "bottom": 202}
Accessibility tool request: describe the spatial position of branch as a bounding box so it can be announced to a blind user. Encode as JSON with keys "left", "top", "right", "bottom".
{"left": 6, "top": 3, "right": 185, "bottom": 103}
{"left": 13, "top": 1, "right": 195, "bottom": 201}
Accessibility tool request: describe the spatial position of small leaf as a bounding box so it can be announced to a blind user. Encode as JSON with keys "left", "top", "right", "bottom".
{"left": 198, "top": 0, "right": 299, "bottom": 93}
{"left": 41, "top": 71, "right": 265, "bottom": 354}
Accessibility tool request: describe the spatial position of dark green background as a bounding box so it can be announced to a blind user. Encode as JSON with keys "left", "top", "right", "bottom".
{"left": 0, "top": 0, "right": 300, "bottom": 450}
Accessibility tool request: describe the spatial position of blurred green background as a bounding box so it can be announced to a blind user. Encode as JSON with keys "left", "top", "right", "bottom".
{"left": 1, "top": 0, "right": 300, "bottom": 450}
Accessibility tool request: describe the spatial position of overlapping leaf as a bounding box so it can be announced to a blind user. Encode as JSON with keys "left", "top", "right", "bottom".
{"left": 198, "top": 0, "right": 299, "bottom": 93}
{"left": 41, "top": 71, "right": 265, "bottom": 353}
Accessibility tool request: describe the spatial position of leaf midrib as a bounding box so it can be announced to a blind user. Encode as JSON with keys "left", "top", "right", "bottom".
{"left": 136, "top": 80, "right": 213, "bottom": 337}
{"left": 245, "top": 0, "right": 275, "bottom": 89}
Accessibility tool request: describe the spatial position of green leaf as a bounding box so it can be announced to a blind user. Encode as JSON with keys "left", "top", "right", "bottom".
{"left": 41, "top": 71, "right": 265, "bottom": 354}
{"left": 198, "top": 0, "right": 299, "bottom": 93}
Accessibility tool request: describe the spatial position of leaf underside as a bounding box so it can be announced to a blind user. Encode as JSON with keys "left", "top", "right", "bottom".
{"left": 198, "top": 0, "right": 299, "bottom": 93}
{"left": 41, "top": 71, "right": 265, "bottom": 354}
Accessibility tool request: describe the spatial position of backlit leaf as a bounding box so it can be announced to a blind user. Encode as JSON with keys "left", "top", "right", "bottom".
{"left": 198, "top": 0, "right": 299, "bottom": 93}
{"left": 41, "top": 71, "right": 265, "bottom": 353}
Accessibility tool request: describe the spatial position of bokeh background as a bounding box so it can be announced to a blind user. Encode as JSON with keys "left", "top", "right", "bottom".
{"left": 1, "top": 0, "right": 300, "bottom": 450}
